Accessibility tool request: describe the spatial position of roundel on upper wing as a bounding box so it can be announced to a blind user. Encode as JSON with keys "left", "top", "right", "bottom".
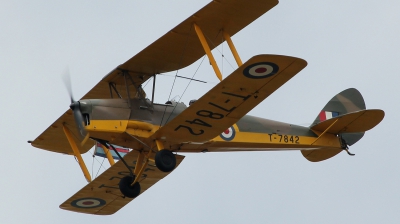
{"left": 243, "top": 62, "right": 279, "bottom": 79}
{"left": 220, "top": 126, "right": 236, "bottom": 141}
{"left": 71, "top": 197, "right": 106, "bottom": 209}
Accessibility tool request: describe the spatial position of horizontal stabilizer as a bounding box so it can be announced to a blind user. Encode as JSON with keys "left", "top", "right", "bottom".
{"left": 301, "top": 148, "right": 343, "bottom": 162}
{"left": 311, "top": 109, "right": 384, "bottom": 134}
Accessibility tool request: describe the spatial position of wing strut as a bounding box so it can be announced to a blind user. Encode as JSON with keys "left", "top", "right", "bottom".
{"left": 222, "top": 31, "right": 243, "bottom": 66}
{"left": 311, "top": 119, "right": 339, "bottom": 145}
{"left": 108, "top": 82, "right": 123, "bottom": 99}
{"left": 62, "top": 125, "right": 92, "bottom": 182}
{"left": 194, "top": 23, "right": 223, "bottom": 81}
{"left": 151, "top": 75, "right": 156, "bottom": 104}
{"left": 194, "top": 24, "right": 245, "bottom": 81}
{"left": 99, "top": 144, "right": 115, "bottom": 166}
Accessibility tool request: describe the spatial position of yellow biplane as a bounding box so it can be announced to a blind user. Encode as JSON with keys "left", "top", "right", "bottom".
{"left": 30, "top": 0, "right": 384, "bottom": 215}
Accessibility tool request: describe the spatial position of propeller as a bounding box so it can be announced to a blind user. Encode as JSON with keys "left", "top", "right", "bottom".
{"left": 62, "top": 68, "right": 87, "bottom": 139}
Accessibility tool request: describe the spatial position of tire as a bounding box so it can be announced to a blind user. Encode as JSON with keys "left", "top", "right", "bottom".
{"left": 119, "top": 176, "right": 141, "bottom": 198}
{"left": 155, "top": 149, "right": 176, "bottom": 172}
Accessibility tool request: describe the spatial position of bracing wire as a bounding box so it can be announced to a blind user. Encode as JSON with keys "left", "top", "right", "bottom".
{"left": 158, "top": 25, "right": 236, "bottom": 127}
{"left": 91, "top": 149, "right": 94, "bottom": 179}
{"left": 89, "top": 144, "right": 108, "bottom": 179}
{"left": 205, "top": 33, "right": 235, "bottom": 70}
{"left": 94, "top": 156, "right": 107, "bottom": 178}
{"left": 221, "top": 33, "right": 224, "bottom": 78}
{"left": 158, "top": 73, "right": 218, "bottom": 85}
{"left": 159, "top": 25, "right": 193, "bottom": 128}
{"left": 142, "top": 77, "right": 152, "bottom": 88}
{"left": 164, "top": 56, "right": 206, "bottom": 123}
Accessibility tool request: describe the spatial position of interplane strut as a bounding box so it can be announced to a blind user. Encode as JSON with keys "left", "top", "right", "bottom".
{"left": 193, "top": 23, "right": 244, "bottom": 81}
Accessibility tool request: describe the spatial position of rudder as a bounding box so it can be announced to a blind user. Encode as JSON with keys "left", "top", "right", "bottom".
{"left": 311, "top": 88, "right": 366, "bottom": 146}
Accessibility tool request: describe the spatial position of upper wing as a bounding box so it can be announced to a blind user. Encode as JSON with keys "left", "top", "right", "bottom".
{"left": 60, "top": 150, "right": 185, "bottom": 215}
{"left": 152, "top": 54, "right": 307, "bottom": 143}
{"left": 31, "top": 0, "right": 279, "bottom": 154}
{"left": 103, "top": 0, "right": 278, "bottom": 85}
{"left": 85, "top": 0, "right": 279, "bottom": 98}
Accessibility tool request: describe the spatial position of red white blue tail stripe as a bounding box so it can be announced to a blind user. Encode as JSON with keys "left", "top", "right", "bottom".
{"left": 319, "top": 111, "right": 339, "bottom": 122}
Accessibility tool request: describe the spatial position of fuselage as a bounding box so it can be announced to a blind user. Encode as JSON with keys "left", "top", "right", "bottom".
{"left": 78, "top": 98, "right": 342, "bottom": 153}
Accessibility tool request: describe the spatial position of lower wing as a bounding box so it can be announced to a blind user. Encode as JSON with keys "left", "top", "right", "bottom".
{"left": 59, "top": 150, "right": 185, "bottom": 215}
{"left": 152, "top": 54, "right": 307, "bottom": 143}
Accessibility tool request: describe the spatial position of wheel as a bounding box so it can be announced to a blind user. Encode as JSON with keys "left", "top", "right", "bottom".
{"left": 155, "top": 149, "right": 176, "bottom": 172}
{"left": 119, "top": 176, "right": 141, "bottom": 198}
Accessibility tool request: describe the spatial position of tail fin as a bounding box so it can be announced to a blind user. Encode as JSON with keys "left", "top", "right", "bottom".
{"left": 310, "top": 88, "right": 366, "bottom": 146}
{"left": 302, "top": 88, "right": 377, "bottom": 162}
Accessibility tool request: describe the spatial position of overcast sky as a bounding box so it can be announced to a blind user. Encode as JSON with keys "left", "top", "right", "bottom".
{"left": 1, "top": 0, "right": 400, "bottom": 223}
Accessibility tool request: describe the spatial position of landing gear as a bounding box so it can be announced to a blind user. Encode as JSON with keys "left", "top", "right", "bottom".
{"left": 155, "top": 149, "right": 176, "bottom": 172}
{"left": 119, "top": 176, "right": 141, "bottom": 198}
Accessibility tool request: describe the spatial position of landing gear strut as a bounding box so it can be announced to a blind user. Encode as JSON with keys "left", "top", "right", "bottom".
{"left": 155, "top": 149, "right": 176, "bottom": 172}
{"left": 119, "top": 176, "right": 141, "bottom": 198}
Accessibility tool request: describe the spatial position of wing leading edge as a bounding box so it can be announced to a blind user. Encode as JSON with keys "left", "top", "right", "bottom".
{"left": 152, "top": 54, "right": 307, "bottom": 143}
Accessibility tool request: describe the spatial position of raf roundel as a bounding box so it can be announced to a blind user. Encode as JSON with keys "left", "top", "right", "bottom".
{"left": 71, "top": 198, "right": 106, "bottom": 209}
{"left": 220, "top": 126, "right": 236, "bottom": 141}
{"left": 243, "top": 62, "right": 279, "bottom": 79}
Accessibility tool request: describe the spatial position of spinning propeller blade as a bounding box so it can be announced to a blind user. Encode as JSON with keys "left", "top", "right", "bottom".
{"left": 62, "top": 68, "right": 87, "bottom": 138}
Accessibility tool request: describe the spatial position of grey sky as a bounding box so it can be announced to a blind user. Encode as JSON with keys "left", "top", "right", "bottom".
{"left": 1, "top": 0, "right": 399, "bottom": 223}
